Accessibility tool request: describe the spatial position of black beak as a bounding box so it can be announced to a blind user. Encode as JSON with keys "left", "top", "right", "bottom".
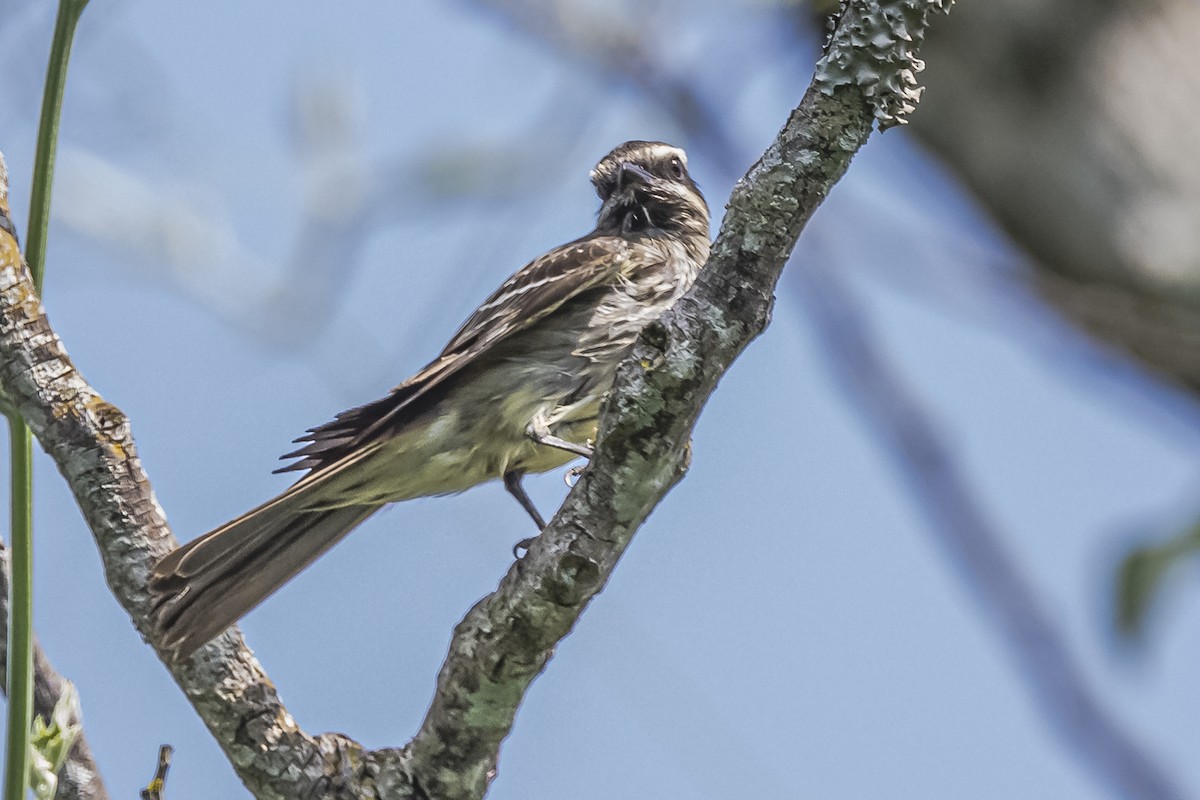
{"left": 617, "top": 162, "right": 654, "bottom": 191}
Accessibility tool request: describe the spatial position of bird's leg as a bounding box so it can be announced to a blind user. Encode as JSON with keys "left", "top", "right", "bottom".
{"left": 512, "top": 415, "right": 593, "bottom": 557}
{"left": 505, "top": 470, "right": 546, "bottom": 557}
{"left": 526, "top": 417, "right": 594, "bottom": 459}
{"left": 504, "top": 469, "right": 546, "bottom": 529}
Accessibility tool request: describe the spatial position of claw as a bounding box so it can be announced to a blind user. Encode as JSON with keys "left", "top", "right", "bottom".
{"left": 563, "top": 465, "right": 586, "bottom": 487}
{"left": 512, "top": 536, "right": 536, "bottom": 559}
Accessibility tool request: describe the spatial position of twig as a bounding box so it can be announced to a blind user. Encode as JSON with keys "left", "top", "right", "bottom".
{"left": 139, "top": 745, "right": 171, "bottom": 800}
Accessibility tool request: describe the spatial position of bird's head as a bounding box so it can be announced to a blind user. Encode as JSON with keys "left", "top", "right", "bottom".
{"left": 590, "top": 141, "right": 709, "bottom": 240}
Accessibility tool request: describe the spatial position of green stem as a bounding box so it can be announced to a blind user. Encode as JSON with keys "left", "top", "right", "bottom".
{"left": 24, "top": 0, "right": 89, "bottom": 287}
{"left": 4, "top": 2, "right": 88, "bottom": 799}
{"left": 2, "top": 430, "right": 32, "bottom": 800}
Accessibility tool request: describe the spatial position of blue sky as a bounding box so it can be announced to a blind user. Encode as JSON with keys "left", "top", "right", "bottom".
{"left": 2, "top": 2, "right": 1199, "bottom": 798}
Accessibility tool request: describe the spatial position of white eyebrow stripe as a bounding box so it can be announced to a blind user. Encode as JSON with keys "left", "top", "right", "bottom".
{"left": 645, "top": 144, "right": 685, "bottom": 163}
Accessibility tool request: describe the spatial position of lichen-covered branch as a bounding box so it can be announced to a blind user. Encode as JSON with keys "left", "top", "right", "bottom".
{"left": 402, "top": 3, "right": 958, "bottom": 795}
{"left": 815, "top": 0, "right": 953, "bottom": 129}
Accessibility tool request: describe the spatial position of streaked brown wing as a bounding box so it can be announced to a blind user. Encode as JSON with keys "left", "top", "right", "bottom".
{"left": 276, "top": 234, "right": 630, "bottom": 475}
{"left": 439, "top": 235, "right": 628, "bottom": 355}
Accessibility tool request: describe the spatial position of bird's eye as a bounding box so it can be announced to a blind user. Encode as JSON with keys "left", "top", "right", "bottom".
{"left": 669, "top": 158, "right": 685, "bottom": 180}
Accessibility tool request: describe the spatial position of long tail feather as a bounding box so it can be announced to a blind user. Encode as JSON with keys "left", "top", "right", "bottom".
{"left": 149, "top": 491, "right": 379, "bottom": 661}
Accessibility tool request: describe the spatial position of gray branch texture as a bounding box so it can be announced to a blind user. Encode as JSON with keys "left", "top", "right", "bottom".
{"left": 0, "top": 1, "right": 951, "bottom": 797}
{"left": 0, "top": 153, "right": 107, "bottom": 800}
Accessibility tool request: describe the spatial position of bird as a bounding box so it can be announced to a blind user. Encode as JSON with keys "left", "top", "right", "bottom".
{"left": 148, "top": 140, "right": 711, "bottom": 660}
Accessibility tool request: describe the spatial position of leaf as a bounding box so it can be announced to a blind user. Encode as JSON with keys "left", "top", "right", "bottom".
{"left": 27, "top": 682, "right": 81, "bottom": 800}
{"left": 1115, "top": 522, "right": 1200, "bottom": 638}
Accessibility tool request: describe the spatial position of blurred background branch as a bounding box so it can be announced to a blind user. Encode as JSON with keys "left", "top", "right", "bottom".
{"left": 796, "top": 262, "right": 1183, "bottom": 800}
{"left": 895, "top": 0, "right": 1200, "bottom": 644}
{"left": 908, "top": 0, "right": 1200, "bottom": 392}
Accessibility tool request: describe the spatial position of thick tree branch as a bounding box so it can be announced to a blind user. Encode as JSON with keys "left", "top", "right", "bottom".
{"left": 404, "top": 2, "right": 958, "bottom": 795}
{"left": 0, "top": 149, "right": 105, "bottom": 800}
{"left": 407, "top": 85, "right": 863, "bottom": 800}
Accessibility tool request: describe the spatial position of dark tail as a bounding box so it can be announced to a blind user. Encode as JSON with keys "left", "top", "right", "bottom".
{"left": 149, "top": 488, "right": 380, "bottom": 661}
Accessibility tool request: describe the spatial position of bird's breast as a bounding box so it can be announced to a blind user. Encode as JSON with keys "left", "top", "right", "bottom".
{"left": 574, "top": 237, "right": 702, "bottom": 363}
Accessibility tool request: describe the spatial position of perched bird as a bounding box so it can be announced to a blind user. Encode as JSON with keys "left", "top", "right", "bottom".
{"left": 149, "top": 140, "right": 711, "bottom": 660}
